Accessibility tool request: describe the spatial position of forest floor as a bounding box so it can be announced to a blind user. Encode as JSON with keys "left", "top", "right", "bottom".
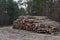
{"left": 0, "top": 26, "right": 60, "bottom": 40}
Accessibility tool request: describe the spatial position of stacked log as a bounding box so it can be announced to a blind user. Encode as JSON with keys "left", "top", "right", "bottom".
{"left": 13, "top": 16, "right": 60, "bottom": 35}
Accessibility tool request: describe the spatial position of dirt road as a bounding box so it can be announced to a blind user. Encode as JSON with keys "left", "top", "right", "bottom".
{"left": 0, "top": 26, "right": 60, "bottom": 40}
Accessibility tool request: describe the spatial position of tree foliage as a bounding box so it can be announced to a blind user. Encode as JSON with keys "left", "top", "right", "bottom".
{"left": 27, "top": 0, "right": 47, "bottom": 16}
{"left": 6, "top": 0, "right": 20, "bottom": 24}
{"left": 0, "top": 0, "right": 26, "bottom": 25}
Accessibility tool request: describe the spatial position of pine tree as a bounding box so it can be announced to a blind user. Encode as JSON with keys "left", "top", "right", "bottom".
{"left": 27, "top": 0, "right": 47, "bottom": 16}
{"left": 7, "top": 0, "right": 20, "bottom": 24}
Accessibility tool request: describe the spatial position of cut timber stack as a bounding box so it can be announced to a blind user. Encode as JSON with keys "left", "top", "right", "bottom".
{"left": 13, "top": 16, "right": 60, "bottom": 35}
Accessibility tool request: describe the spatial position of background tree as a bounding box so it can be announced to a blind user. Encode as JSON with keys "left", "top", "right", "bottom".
{"left": 27, "top": 0, "right": 47, "bottom": 16}
{"left": 6, "top": 0, "right": 20, "bottom": 24}
{"left": 19, "top": 8, "right": 26, "bottom": 16}
{"left": 0, "top": 0, "right": 24, "bottom": 25}
{"left": 0, "top": 0, "right": 10, "bottom": 26}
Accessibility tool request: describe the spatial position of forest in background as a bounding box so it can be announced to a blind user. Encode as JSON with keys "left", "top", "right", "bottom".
{"left": 0, "top": 0, "right": 60, "bottom": 26}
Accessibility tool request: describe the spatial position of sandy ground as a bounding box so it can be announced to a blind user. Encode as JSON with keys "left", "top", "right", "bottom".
{"left": 0, "top": 26, "right": 60, "bottom": 40}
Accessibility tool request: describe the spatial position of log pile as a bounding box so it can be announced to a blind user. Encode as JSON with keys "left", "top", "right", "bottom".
{"left": 13, "top": 16, "right": 60, "bottom": 35}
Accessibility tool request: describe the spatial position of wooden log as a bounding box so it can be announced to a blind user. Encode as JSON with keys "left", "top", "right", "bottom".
{"left": 13, "top": 16, "right": 60, "bottom": 35}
